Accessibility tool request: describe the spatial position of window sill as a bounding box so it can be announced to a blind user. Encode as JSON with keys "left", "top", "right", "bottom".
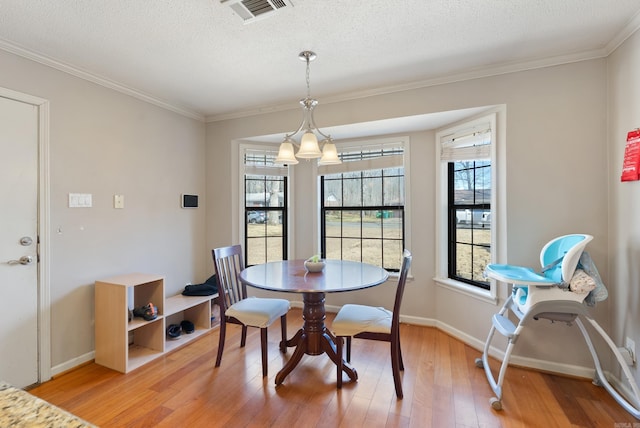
{"left": 434, "top": 277, "right": 498, "bottom": 305}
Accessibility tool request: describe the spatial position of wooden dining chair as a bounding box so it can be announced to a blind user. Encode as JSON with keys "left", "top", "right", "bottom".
{"left": 212, "top": 245, "right": 290, "bottom": 377}
{"left": 332, "top": 249, "right": 412, "bottom": 398}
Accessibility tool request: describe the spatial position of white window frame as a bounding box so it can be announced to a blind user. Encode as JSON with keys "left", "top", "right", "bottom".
{"left": 434, "top": 110, "right": 506, "bottom": 304}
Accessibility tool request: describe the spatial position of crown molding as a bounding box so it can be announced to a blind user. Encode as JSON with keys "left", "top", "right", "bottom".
{"left": 205, "top": 48, "right": 608, "bottom": 123}
{"left": 0, "top": 38, "right": 205, "bottom": 122}
{"left": 605, "top": 8, "right": 640, "bottom": 53}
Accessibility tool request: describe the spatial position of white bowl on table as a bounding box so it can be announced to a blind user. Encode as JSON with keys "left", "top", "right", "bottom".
{"left": 304, "top": 260, "right": 325, "bottom": 273}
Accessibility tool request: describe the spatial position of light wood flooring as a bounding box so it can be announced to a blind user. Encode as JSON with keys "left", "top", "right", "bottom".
{"left": 30, "top": 308, "right": 637, "bottom": 427}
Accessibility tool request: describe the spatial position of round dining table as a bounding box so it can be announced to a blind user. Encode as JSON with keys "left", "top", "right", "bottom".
{"left": 239, "top": 259, "right": 389, "bottom": 385}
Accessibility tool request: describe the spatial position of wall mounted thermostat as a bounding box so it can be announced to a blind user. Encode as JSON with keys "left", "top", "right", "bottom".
{"left": 181, "top": 194, "right": 198, "bottom": 208}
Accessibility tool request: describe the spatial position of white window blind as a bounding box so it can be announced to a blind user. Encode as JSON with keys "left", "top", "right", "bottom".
{"left": 440, "top": 123, "right": 491, "bottom": 162}
{"left": 318, "top": 141, "right": 404, "bottom": 176}
{"left": 243, "top": 148, "right": 289, "bottom": 176}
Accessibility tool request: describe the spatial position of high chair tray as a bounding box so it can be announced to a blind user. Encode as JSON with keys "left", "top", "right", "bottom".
{"left": 485, "top": 264, "right": 557, "bottom": 285}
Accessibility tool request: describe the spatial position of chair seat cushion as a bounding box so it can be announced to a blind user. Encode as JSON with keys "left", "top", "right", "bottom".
{"left": 332, "top": 304, "right": 392, "bottom": 336}
{"left": 226, "top": 297, "right": 290, "bottom": 328}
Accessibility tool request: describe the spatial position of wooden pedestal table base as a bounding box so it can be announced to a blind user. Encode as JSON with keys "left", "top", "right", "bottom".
{"left": 275, "top": 292, "right": 357, "bottom": 385}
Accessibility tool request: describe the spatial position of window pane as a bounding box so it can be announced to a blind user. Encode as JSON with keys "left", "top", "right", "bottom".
{"left": 475, "top": 164, "right": 491, "bottom": 205}
{"left": 363, "top": 176, "right": 382, "bottom": 206}
{"left": 455, "top": 242, "right": 473, "bottom": 280}
{"left": 453, "top": 162, "right": 476, "bottom": 202}
{"left": 324, "top": 178, "right": 342, "bottom": 206}
{"left": 383, "top": 175, "right": 404, "bottom": 205}
{"left": 246, "top": 177, "right": 267, "bottom": 206}
{"left": 246, "top": 176, "right": 285, "bottom": 208}
{"left": 343, "top": 178, "right": 362, "bottom": 206}
{"left": 383, "top": 214, "right": 402, "bottom": 239}
{"left": 383, "top": 240, "right": 402, "bottom": 270}
{"left": 472, "top": 248, "right": 491, "bottom": 284}
{"left": 363, "top": 240, "right": 382, "bottom": 266}
{"left": 455, "top": 209, "right": 468, "bottom": 226}
{"left": 342, "top": 238, "right": 361, "bottom": 262}
{"left": 455, "top": 222, "right": 472, "bottom": 244}
{"left": 325, "top": 210, "right": 342, "bottom": 238}
{"left": 364, "top": 212, "right": 382, "bottom": 239}
{"left": 267, "top": 221, "right": 283, "bottom": 236}
{"left": 326, "top": 238, "right": 342, "bottom": 259}
{"left": 265, "top": 211, "right": 283, "bottom": 225}
{"left": 247, "top": 237, "right": 266, "bottom": 266}
{"left": 265, "top": 178, "right": 284, "bottom": 207}
{"left": 472, "top": 227, "right": 491, "bottom": 247}
{"left": 247, "top": 219, "right": 266, "bottom": 237}
{"left": 266, "top": 237, "right": 283, "bottom": 262}
{"left": 383, "top": 166, "right": 403, "bottom": 175}
{"left": 342, "top": 210, "right": 361, "bottom": 238}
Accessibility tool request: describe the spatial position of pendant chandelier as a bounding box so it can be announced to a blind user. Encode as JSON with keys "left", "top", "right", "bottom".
{"left": 274, "top": 51, "right": 341, "bottom": 165}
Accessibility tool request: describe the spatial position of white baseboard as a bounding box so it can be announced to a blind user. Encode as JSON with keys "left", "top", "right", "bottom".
{"left": 434, "top": 317, "right": 597, "bottom": 379}
{"left": 51, "top": 351, "right": 95, "bottom": 377}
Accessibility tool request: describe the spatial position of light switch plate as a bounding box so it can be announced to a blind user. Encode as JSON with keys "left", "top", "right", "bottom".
{"left": 69, "top": 193, "right": 92, "bottom": 208}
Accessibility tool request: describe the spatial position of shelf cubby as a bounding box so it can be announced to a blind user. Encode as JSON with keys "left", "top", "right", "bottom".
{"left": 95, "top": 273, "right": 218, "bottom": 373}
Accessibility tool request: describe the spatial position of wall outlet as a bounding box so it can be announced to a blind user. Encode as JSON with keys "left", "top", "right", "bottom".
{"left": 114, "top": 194, "right": 124, "bottom": 209}
{"left": 626, "top": 337, "right": 636, "bottom": 365}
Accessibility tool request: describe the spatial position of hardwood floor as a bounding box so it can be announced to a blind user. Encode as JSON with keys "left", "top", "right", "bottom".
{"left": 30, "top": 308, "right": 636, "bottom": 427}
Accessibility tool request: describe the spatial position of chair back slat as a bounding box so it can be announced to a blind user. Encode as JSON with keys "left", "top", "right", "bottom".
{"left": 391, "top": 249, "right": 412, "bottom": 333}
{"left": 212, "top": 245, "right": 246, "bottom": 312}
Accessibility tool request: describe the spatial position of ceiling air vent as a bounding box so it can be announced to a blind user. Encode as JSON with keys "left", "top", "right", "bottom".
{"left": 221, "top": 0, "right": 291, "bottom": 23}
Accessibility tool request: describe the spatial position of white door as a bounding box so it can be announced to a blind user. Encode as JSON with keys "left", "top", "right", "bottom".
{"left": 0, "top": 95, "right": 39, "bottom": 387}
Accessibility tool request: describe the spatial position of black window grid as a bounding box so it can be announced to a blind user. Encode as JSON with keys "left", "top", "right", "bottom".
{"left": 447, "top": 162, "right": 491, "bottom": 289}
{"left": 244, "top": 174, "right": 288, "bottom": 265}
{"left": 320, "top": 168, "right": 405, "bottom": 272}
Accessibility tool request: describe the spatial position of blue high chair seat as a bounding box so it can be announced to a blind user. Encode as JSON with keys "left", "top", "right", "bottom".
{"left": 485, "top": 234, "right": 593, "bottom": 315}
{"left": 476, "top": 234, "right": 640, "bottom": 419}
{"left": 484, "top": 264, "right": 554, "bottom": 284}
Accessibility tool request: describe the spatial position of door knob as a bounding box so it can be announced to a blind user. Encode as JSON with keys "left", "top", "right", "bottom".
{"left": 8, "top": 256, "right": 33, "bottom": 265}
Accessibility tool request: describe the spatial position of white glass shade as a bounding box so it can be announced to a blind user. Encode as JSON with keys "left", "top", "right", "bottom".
{"left": 318, "top": 141, "right": 342, "bottom": 165}
{"left": 274, "top": 141, "right": 299, "bottom": 164}
{"left": 296, "top": 131, "right": 322, "bottom": 158}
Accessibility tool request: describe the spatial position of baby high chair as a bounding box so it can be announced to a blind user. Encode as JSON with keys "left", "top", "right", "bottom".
{"left": 477, "top": 234, "right": 640, "bottom": 419}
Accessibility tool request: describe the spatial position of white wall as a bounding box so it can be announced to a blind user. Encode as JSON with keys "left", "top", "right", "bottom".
{"left": 608, "top": 28, "right": 640, "bottom": 386}
{"left": 0, "top": 49, "right": 208, "bottom": 369}
{"left": 206, "top": 59, "right": 610, "bottom": 371}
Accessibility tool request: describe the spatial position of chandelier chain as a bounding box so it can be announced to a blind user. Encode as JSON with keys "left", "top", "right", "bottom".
{"left": 305, "top": 56, "right": 311, "bottom": 99}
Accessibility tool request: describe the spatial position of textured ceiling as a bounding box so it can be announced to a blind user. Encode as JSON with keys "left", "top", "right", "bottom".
{"left": 1, "top": 0, "right": 640, "bottom": 122}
